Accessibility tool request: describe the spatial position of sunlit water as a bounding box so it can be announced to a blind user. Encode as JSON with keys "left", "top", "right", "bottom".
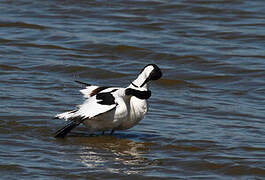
{"left": 0, "top": 0, "right": 265, "bottom": 179}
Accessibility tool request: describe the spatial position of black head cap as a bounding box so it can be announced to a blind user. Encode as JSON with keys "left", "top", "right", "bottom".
{"left": 148, "top": 64, "right": 162, "bottom": 81}
{"left": 140, "top": 64, "right": 162, "bottom": 87}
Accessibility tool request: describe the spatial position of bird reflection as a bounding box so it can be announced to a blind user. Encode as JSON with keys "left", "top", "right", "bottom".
{"left": 76, "top": 134, "right": 153, "bottom": 175}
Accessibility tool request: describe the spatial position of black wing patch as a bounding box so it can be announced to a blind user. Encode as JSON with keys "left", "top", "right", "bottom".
{"left": 96, "top": 89, "right": 118, "bottom": 105}
{"left": 54, "top": 116, "right": 85, "bottom": 138}
{"left": 90, "top": 86, "right": 109, "bottom": 96}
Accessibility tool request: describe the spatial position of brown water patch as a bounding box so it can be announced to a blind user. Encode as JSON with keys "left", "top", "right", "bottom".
{"left": 0, "top": 21, "right": 48, "bottom": 30}
{"left": 158, "top": 78, "right": 203, "bottom": 88}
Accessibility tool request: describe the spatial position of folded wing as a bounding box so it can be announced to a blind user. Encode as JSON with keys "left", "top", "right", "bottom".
{"left": 54, "top": 89, "right": 118, "bottom": 138}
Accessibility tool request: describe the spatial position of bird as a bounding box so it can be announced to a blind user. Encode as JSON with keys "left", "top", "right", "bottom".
{"left": 54, "top": 64, "right": 162, "bottom": 138}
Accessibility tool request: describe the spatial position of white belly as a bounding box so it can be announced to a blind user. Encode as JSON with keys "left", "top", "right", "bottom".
{"left": 116, "top": 97, "right": 148, "bottom": 130}
{"left": 82, "top": 97, "right": 128, "bottom": 132}
{"left": 82, "top": 97, "right": 148, "bottom": 132}
{"left": 82, "top": 109, "right": 118, "bottom": 132}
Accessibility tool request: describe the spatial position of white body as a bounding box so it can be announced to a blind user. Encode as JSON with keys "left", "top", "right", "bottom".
{"left": 55, "top": 85, "right": 149, "bottom": 133}
{"left": 55, "top": 64, "right": 161, "bottom": 136}
{"left": 82, "top": 91, "right": 148, "bottom": 132}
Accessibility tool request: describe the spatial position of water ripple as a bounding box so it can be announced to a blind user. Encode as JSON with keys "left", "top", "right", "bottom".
{"left": 0, "top": 0, "right": 265, "bottom": 179}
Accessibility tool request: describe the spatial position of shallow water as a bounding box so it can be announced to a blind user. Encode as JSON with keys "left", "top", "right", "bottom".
{"left": 0, "top": 0, "right": 265, "bottom": 179}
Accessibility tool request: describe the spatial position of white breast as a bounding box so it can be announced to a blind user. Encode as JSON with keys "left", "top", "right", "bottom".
{"left": 117, "top": 96, "right": 148, "bottom": 130}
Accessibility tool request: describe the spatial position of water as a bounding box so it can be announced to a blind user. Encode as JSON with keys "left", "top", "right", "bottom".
{"left": 1, "top": 0, "right": 265, "bottom": 179}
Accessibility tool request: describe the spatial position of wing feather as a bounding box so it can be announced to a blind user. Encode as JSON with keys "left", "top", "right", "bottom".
{"left": 54, "top": 83, "right": 121, "bottom": 138}
{"left": 74, "top": 97, "right": 117, "bottom": 119}
{"left": 56, "top": 89, "right": 118, "bottom": 120}
{"left": 80, "top": 86, "right": 99, "bottom": 98}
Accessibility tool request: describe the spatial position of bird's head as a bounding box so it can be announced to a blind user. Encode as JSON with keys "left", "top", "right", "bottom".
{"left": 132, "top": 64, "right": 162, "bottom": 88}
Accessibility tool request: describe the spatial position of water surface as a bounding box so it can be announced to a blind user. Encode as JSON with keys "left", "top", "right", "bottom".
{"left": 0, "top": 0, "right": 265, "bottom": 179}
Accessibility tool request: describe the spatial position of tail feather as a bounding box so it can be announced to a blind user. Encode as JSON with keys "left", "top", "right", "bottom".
{"left": 55, "top": 110, "right": 77, "bottom": 120}
{"left": 54, "top": 120, "right": 81, "bottom": 138}
{"left": 75, "top": 80, "right": 91, "bottom": 86}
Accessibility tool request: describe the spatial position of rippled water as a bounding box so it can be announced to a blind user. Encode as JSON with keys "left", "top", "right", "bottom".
{"left": 1, "top": 0, "right": 265, "bottom": 179}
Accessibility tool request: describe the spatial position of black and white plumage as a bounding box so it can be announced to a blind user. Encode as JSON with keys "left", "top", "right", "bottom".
{"left": 54, "top": 64, "right": 162, "bottom": 138}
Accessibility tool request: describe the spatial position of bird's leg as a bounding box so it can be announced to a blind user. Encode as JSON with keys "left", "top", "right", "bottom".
{"left": 110, "top": 130, "right": 115, "bottom": 135}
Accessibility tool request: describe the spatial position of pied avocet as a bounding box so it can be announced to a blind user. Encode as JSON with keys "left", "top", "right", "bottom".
{"left": 54, "top": 64, "right": 162, "bottom": 138}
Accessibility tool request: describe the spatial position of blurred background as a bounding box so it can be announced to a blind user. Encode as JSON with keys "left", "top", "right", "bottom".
{"left": 0, "top": 0, "right": 264, "bottom": 179}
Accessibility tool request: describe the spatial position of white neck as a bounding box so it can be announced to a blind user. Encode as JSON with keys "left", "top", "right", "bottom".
{"left": 130, "top": 72, "right": 148, "bottom": 89}
{"left": 129, "top": 65, "right": 154, "bottom": 89}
